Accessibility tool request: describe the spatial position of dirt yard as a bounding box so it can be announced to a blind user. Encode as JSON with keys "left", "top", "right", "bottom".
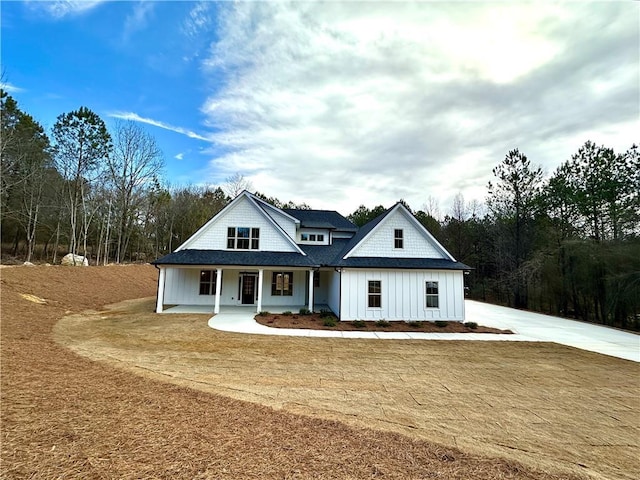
{"left": 2, "top": 265, "right": 639, "bottom": 479}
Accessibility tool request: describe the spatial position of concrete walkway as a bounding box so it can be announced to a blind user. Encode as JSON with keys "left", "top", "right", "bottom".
{"left": 205, "top": 300, "right": 639, "bottom": 362}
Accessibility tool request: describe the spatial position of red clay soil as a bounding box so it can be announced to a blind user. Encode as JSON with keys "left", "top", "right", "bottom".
{"left": 256, "top": 313, "right": 512, "bottom": 333}
{"left": 1, "top": 265, "right": 579, "bottom": 479}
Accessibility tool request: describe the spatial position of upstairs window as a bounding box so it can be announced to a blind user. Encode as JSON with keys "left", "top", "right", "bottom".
{"left": 425, "top": 281, "right": 439, "bottom": 308}
{"left": 227, "top": 227, "right": 259, "bottom": 249}
{"left": 368, "top": 280, "right": 381, "bottom": 308}
{"left": 272, "top": 272, "right": 293, "bottom": 296}
{"left": 199, "top": 270, "right": 217, "bottom": 295}
{"left": 300, "top": 233, "right": 325, "bottom": 242}
{"left": 394, "top": 229, "right": 403, "bottom": 249}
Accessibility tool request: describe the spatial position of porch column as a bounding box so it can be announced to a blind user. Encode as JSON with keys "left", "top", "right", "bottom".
{"left": 214, "top": 268, "right": 222, "bottom": 314}
{"left": 308, "top": 269, "right": 314, "bottom": 313}
{"left": 155, "top": 267, "right": 166, "bottom": 313}
{"left": 257, "top": 268, "right": 264, "bottom": 313}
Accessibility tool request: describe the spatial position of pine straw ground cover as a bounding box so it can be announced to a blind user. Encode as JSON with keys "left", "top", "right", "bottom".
{"left": 0, "top": 266, "right": 637, "bottom": 479}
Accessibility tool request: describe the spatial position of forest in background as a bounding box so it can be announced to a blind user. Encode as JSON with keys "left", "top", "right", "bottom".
{"left": 2, "top": 90, "right": 638, "bottom": 330}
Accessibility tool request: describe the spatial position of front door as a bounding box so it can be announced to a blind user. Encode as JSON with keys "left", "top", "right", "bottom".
{"left": 241, "top": 274, "right": 256, "bottom": 304}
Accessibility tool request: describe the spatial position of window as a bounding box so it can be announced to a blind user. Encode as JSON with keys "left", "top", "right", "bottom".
{"left": 272, "top": 272, "right": 293, "bottom": 296}
{"left": 314, "top": 273, "right": 320, "bottom": 287}
{"left": 368, "top": 280, "right": 381, "bottom": 308}
{"left": 425, "top": 281, "right": 439, "bottom": 308}
{"left": 300, "top": 233, "right": 325, "bottom": 243}
{"left": 227, "top": 227, "right": 259, "bottom": 249}
{"left": 199, "top": 270, "right": 217, "bottom": 295}
{"left": 394, "top": 229, "right": 403, "bottom": 249}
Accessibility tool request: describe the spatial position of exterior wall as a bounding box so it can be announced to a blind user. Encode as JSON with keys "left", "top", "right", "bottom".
{"left": 261, "top": 270, "right": 308, "bottom": 307}
{"left": 326, "top": 269, "right": 341, "bottom": 316}
{"left": 348, "top": 209, "right": 446, "bottom": 259}
{"left": 339, "top": 269, "right": 465, "bottom": 321}
{"left": 164, "top": 268, "right": 216, "bottom": 306}
{"left": 298, "top": 228, "right": 330, "bottom": 245}
{"left": 314, "top": 270, "right": 329, "bottom": 304}
{"left": 185, "top": 196, "right": 297, "bottom": 252}
{"left": 264, "top": 208, "right": 297, "bottom": 240}
{"left": 164, "top": 267, "right": 310, "bottom": 307}
{"left": 333, "top": 231, "right": 354, "bottom": 239}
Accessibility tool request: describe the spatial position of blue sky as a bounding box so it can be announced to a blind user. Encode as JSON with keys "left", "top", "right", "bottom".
{"left": 2, "top": 1, "right": 638, "bottom": 215}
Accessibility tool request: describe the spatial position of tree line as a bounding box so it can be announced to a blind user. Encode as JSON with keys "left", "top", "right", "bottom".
{"left": 1, "top": 90, "right": 638, "bottom": 329}
{"left": 348, "top": 145, "right": 639, "bottom": 330}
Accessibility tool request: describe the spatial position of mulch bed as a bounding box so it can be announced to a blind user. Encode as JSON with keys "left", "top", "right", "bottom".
{"left": 256, "top": 312, "right": 513, "bottom": 333}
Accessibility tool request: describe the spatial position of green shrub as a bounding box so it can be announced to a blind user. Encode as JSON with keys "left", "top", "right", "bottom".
{"left": 257, "top": 311, "right": 270, "bottom": 316}
{"left": 323, "top": 317, "right": 337, "bottom": 327}
{"left": 464, "top": 321, "right": 478, "bottom": 329}
{"left": 434, "top": 320, "right": 449, "bottom": 328}
{"left": 319, "top": 309, "right": 334, "bottom": 318}
{"left": 352, "top": 320, "right": 366, "bottom": 329}
{"left": 376, "top": 319, "right": 390, "bottom": 328}
{"left": 282, "top": 311, "right": 292, "bottom": 316}
{"left": 299, "top": 307, "right": 311, "bottom": 315}
{"left": 406, "top": 321, "right": 422, "bottom": 328}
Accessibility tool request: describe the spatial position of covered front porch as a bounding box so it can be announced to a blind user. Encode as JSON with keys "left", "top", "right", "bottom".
{"left": 156, "top": 265, "right": 336, "bottom": 314}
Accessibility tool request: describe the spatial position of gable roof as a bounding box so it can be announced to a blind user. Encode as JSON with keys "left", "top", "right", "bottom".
{"left": 176, "top": 190, "right": 305, "bottom": 255}
{"left": 283, "top": 209, "right": 357, "bottom": 231}
{"left": 341, "top": 202, "right": 456, "bottom": 261}
{"left": 152, "top": 193, "right": 470, "bottom": 270}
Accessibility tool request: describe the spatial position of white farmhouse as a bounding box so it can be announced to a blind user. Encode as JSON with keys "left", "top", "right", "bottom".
{"left": 153, "top": 191, "right": 470, "bottom": 321}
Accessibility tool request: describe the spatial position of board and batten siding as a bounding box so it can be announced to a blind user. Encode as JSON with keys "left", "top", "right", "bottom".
{"left": 184, "top": 196, "right": 297, "bottom": 252}
{"left": 163, "top": 268, "right": 215, "bottom": 306}
{"left": 339, "top": 269, "right": 465, "bottom": 321}
{"left": 348, "top": 209, "right": 446, "bottom": 259}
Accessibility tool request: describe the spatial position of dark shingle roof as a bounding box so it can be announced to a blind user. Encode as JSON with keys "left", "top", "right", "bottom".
{"left": 283, "top": 209, "right": 357, "bottom": 231}
{"left": 340, "top": 204, "right": 395, "bottom": 253}
{"left": 152, "top": 202, "right": 471, "bottom": 270}
{"left": 152, "top": 246, "right": 470, "bottom": 270}
{"left": 152, "top": 250, "right": 315, "bottom": 267}
{"left": 298, "top": 239, "right": 351, "bottom": 265}
{"left": 335, "top": 257, "right": 471, "bottom": 270}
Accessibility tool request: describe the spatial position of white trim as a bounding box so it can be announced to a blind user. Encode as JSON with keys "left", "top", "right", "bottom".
{"left": 244, "top": 194, "right": 306, "bottom": 255}
{"left": 175, "top": 192, "right": 247, "bottom": 251}
{"left": 308, "top": 269, "right": 314, "bottom": 312}
{"left": 257, "top": 269, "right": 264, "bottom": 313}
{"left": 175, "top": 191, "right": 305, "bottom": 254}
{"left": 156, "top": 267, "right": 166, "bottom": 313}
{"left": 343, "top": 203, "right": 456, "bottom": 261}
{"left": 214, "top": 268, "right": 222, "bottom": 314}
{"left": 250, "top": 193, "right": 301, "bottom": 225}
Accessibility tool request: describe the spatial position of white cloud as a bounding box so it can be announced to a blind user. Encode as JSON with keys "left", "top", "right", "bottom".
{"left": 0, "top": 82, "right": 24, "bottom": 93}
{"left": 183, "top": 1, "right": 213, "bottom": 39}
{"left": 199, "top": 2, "right": 639, "bottom": 214}
{"left": 175, "top": 153, "right": 184, "bottom": 160}
{"left": 123, "top": 1, "right": 154, "bottom": 40}
{"left": 26, "top": 0, "right": 105, "bottom": 19}
{"left": 109, "top": 111, "right": 211, "bottom": 142}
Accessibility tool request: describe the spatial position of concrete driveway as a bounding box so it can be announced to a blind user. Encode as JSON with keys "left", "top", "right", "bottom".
{"left": 205, "top": 300, "right": 639, "bottom": 362}
{"left": 465, "top": 300, "right": 639, "bottom": 362}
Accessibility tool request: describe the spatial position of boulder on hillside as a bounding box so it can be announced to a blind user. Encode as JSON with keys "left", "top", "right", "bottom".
{"left": 23, "top": 261, "right": 35, "bottom": 266}
{"left": 61, "top": 253, "right": 89, "bottom": 267}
